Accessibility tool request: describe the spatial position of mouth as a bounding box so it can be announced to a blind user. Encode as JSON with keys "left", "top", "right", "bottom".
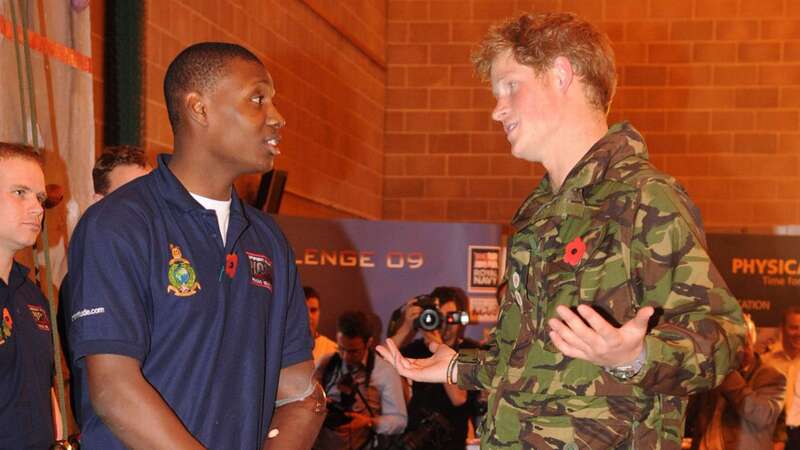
{"left": 504, "top": 122, "right": 518, "bottom": 139}
{"left": 264, "top": 136, "right": 281, "bottom": 156}
{"left": 22, "top": 222, "right": 41, "bottom": 233}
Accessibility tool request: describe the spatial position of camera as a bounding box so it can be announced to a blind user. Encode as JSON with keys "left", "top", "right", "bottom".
{"left": 323, "top": 373, "right": 357, "bottom": 429}
{"left": 385, "top": 409, "right": 453, "bottom": 450}
{"left": 413, "top": 295, "right": 469, "bottom": 332}
{"left": 323, "top": 402, "right": 354, "bottom": 429}
{"left": 50, "top": 438, "right": 80, "bottom": 450}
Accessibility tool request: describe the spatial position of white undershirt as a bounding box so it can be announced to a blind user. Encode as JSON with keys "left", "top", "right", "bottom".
{"left": 190, "top": 193, "right": 231, "bottom": 246}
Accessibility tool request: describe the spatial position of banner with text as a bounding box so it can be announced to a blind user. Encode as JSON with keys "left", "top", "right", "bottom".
{"left": 707, "top": 233, "right": 800, "bottom": 327}
{"left": 275, "top": 216, "right": 503, "bottom": 341}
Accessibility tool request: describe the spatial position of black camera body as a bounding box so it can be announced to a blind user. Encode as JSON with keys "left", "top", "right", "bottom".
{"left": 385, "top": 409, "right": 453, "bottom": 450}
{"left": 413, "top": 295, "right": 469, "bottom": 331}
{"left": 323, "top": 402, "right": 354, "bottom": 429}
{"left": 323, "top": 373, "right": 357, "bottom": 429}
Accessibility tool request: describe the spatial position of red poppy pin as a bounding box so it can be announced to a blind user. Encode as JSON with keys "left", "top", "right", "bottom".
{"left": 225, "top": 253, "right": 238, "bottom": 279}
{"left": 563, "top": 236, "right": 586, "bottom": 266}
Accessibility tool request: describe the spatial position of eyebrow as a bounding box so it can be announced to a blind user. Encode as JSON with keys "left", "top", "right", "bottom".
{"left": 490, "top": 74, "right": 511, "bottom": 93}
{"left": 10, "top": 184, "right": 47, "bottom": 203}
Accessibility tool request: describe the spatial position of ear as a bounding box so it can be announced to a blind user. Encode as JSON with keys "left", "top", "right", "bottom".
{"left": 551, "top": 56, "right": 574, "bottom": 94}
{"left": 367, "top": 337, "right": 374, "bottom": 348}
{"left": 185, "top": 92, "right": 208, "bottom": 127}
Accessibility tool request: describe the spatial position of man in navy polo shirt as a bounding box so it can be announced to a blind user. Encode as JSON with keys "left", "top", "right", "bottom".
{"left": 68, "top": 43, "right": 324, "bottom": 449}
{"left": 0, "top": 142, "right": 54, "bottom": 449}
{"left": 57, "top": 145, "right": 151, "bottom": 427}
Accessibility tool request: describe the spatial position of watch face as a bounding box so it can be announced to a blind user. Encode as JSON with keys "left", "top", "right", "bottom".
{"left": 609, "top": 367, "right": 636, "bottom": 380}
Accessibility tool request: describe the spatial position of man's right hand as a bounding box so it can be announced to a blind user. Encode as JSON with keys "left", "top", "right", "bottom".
{"left": 375, "top": 338, "right": 455, "bottom": 384}
{"left": 388, "top": 298, "right": 423, "bottom": 348}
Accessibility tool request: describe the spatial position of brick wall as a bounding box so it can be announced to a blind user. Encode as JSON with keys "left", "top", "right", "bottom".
{"left": 88, "top": 1, "right": 800, "bottom": 230}
{"left": 92, "top": 0, "right": 386, "bottom": 219}
{"left": 385, "top": 0, "right": 800, "bottom": 231}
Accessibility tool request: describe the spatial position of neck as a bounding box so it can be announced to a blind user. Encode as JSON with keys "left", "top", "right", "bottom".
{"left": 786, "top": 343, "right": 800, "bottom": 359}
{"left": 0, "top": 253, "right": 13, "bottom": 284}
{"left": 543, "top": 111, "right": 608, "bottom": 192}
{"left": 171, "top": 135, "right": 235, "bottom": 200}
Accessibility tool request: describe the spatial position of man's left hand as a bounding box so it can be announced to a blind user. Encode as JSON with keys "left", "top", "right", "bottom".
{"left": 548, "top": 304, "right": 653, "bottom": 367}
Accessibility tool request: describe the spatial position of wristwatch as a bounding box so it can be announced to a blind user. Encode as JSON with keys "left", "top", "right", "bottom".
{"left": 604, "top": 347, "right": 646, "bottom": 380}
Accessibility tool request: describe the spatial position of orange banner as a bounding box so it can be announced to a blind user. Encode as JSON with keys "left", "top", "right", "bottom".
{"left": 0, "top": 14, "right": 91, "bottom": 73}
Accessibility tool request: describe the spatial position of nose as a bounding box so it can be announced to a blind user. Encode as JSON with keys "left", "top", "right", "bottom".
{"left": 267, "top": 103, "right": 286, "bottom": 130}
{"left": 30, "top": 198, "right": 44, "bottom": 218}
{"left": 491, "top": 98, "right": 508, "bottom": 122}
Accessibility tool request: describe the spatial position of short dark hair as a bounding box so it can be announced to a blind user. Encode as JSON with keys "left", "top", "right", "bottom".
{"left": 92, "top": 145, "right": 148, "bottom": 195}
{"left": 337, "top": 311, "right": 372, "bottom": 342}
{"left": 430, "top": 286, "right": 468, "bottom": 311}
{"left": 784, "top": 307, "right": 800, "bottom": 327}
{"left": 163, "top": 42, "right": 262, "bottom": 131}
{"left": 0, "top": 142, "right": 43, "bottom": 166}
{"left": 303, "top": 286, "right": 320, "bottom": 301}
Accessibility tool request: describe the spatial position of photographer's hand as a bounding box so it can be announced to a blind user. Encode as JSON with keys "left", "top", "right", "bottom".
{"left": 340, "top": 412, "right": 373, "bottom": 432}
{"left": 376, "top": 337, "right": 455, "bottom": 384}
{"left": 388, "top": 299, "right": 422, "bottom": 348}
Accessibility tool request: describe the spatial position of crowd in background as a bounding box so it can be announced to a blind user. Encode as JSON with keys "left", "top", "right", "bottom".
{"left": 307, "top": 284, "right": 800, "bottom": 450}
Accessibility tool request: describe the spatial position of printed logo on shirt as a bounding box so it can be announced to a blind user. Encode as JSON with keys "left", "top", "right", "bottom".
{"left": 0, "top": 307, "right": 12, "bottom": 345}
{"left": 27, "top": 304, "right": 50, "bottom": 331}
{"left": 71, "top": 307, "right": 106, "bottom": 321}
{"left": 167, "top": 244, "right": 202, "bottom": 297}
{"left": 246, "top": 251, "right": 273, "bottom": 291}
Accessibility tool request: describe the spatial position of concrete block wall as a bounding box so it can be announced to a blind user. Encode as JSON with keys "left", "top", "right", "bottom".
{"left": 385, "top": 0, "right": 800, "bottom": 231}
{"left": 89, "top": 1, "right": 800, "bottom": 230}
{"left": 92, "top": 0, "right": 386, "bottom": 219}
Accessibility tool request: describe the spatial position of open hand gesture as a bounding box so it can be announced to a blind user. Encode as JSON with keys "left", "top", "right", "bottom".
{"left": 375, "top": 338, "right": 455, "bottom": 383}
{"left": 547, "top": 304, "right": 653, "bottom": 367}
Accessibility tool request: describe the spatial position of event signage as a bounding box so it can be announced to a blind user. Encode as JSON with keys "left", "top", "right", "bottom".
{"left": 275, "top": 216, "right": 503, "bottom": 340}
{"left": 707, "top": 233, "right": 800, "bottom": 327}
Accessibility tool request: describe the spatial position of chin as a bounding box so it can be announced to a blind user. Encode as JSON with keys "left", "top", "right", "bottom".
{"left": 510, "top": 144, "right": 536, "bottom": 162}
{"left": 15, "top": 237, "right": 38, "bottom": 249}
{"left": 242, "top": 159, "right": 274, "bottom": 175}
{"left": 258, "top": 156, "right": 275, "bottom": 172}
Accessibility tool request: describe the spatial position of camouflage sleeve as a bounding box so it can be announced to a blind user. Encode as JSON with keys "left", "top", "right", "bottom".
{"left": 456, "top": 328, "right": 499, "bottom": 391}
{"left": 626, "top": 179, "right": 745, "bottom": 395}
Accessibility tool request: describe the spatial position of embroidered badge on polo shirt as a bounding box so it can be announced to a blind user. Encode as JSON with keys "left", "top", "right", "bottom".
{"left": 246, "top": 251, "right": 273, "bottom": 291}
{"left": 27, "top": 305, "right": 50, "bottom": 331}
{"left": 167, "top": 244, "right": 202, "bottom": 297}
{"left": 0, "top": 307, "right": 12, "bottom": 345}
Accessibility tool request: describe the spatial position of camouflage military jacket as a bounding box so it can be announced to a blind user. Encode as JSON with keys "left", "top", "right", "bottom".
{"left": 457, "top": 122, "right": 745, "bottom": 450}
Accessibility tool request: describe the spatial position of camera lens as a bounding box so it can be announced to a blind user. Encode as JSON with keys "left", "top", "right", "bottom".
{"left": 418, "top": 309, "right": 440, "bottom": 331}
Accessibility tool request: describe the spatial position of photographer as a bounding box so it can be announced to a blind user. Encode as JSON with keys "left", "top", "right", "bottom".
{"left": 388, "top": 287, "right": 482, "bottom": 450}
{"left": 314, "top": 311, "right": 407, "bottom": 450}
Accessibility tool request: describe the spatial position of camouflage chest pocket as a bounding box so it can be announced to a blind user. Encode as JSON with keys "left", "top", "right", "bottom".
{"left": 540, "top": 222, "right": 610, "bottom": 303}
{"left": 542, "top": 222, "right": 636, "bottom": 331}
{"left": 498, "top": 235, "right": 532, "bottom": 347}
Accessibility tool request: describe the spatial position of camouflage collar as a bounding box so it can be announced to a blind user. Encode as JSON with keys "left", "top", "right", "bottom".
{"left": 511, "top": 121, "right": 648, "bottom": 230}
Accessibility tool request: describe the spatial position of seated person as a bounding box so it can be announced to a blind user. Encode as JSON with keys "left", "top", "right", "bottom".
{"left": 315, "top": 311, "right": 407, "bottom": 450}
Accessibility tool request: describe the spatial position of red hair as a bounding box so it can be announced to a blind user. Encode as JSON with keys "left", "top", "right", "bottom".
{"left": 472, "top": 12, "right": 617, "bottom": 114}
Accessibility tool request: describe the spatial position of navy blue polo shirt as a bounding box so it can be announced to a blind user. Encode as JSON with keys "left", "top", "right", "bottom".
{"left": 67, "top": 154, "right": 313, "bottom": 449}
{"left": 0, "top": 261, "right": 54, "bottom": 449}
